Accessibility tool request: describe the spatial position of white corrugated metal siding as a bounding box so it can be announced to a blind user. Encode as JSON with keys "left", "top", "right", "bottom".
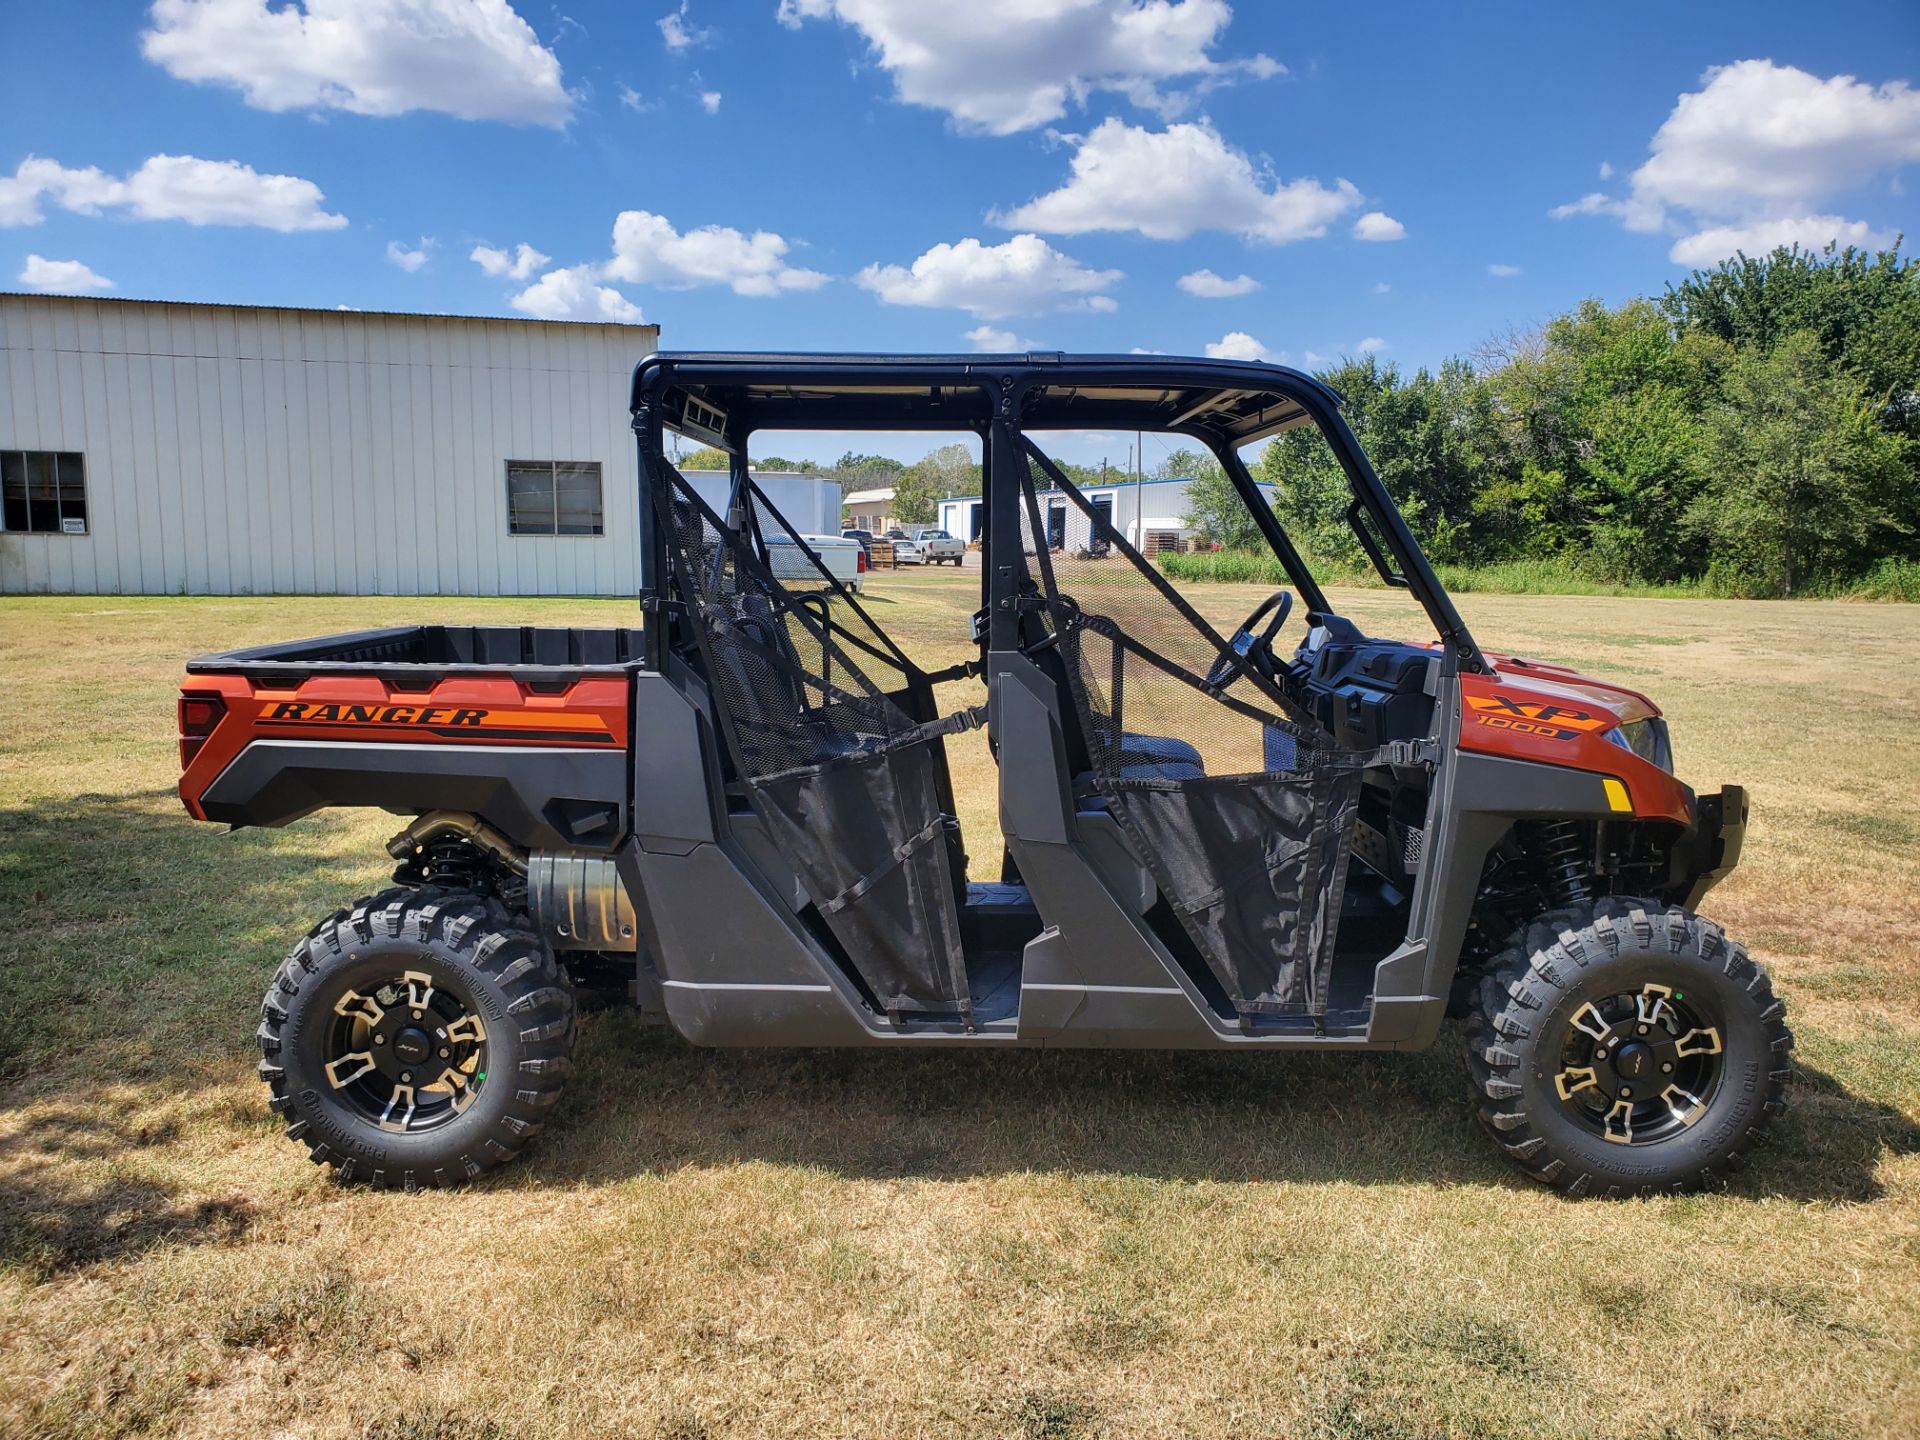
{"left": 0, "top": 294, "right": 694, "bottom": 595}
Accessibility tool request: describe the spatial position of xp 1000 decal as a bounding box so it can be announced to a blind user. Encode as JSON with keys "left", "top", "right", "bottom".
{"left": 1465, "top": 692, "right": 1611, "bottom": 742}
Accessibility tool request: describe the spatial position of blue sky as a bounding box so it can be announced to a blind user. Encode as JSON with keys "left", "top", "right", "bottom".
{"left": 4, "top": 1, "right": 1917, "bottom": 468}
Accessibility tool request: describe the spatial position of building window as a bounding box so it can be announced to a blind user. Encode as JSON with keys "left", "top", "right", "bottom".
{"left": 1, "top": 450, "right": 88, "bottom": 535}
{"left": 507, "top": 460, "right": 603, "bottom": 537}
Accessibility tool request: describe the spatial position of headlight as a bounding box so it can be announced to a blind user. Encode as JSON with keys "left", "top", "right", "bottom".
{"left": 1606, "top": 717, "right": 1673, "bottom": 772}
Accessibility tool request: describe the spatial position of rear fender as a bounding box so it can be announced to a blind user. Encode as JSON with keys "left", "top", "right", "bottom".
{"left": 180, "top": 671, "right": 630, "bottom": 850}
{"left": 195, "top": 740, "right": 628, "bottom": 850}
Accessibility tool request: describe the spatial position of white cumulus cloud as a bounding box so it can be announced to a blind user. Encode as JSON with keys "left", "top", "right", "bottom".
{"left": 1204, "top": 330, "right": 1280, "bottom": 362}
{"left": 1551, "top": 60, "right": 1920, "bottom": 265}
{"left": 658, "top": 2, "right": 713, "bottom": 51}
{"left": 1634, "top": 60, "right": 1920, "bottom": 216}
{"left": 18, "top": 255, "right": 115, "bottom": 293}
{"left": 141, "top": 0, "right": 572, "bottom": 126}
{"left": 386, "top": 237, "right": 433, "bottom": 271}
{"left": 1355, "top": 336, "right": 1385, "bottom": 353}
{"left": 964, "top": 324, "right": 1035, "bottom": 351}
{"left": 510, "top": 265, "right": 645, "bottom": 323}
{"left": 699, "top": 91, "right": 722, "bottom": 114}
{"left": 1668, "top": 214, "right": 1895, "bottom": 267}
{"left": 1351, "top": 211, "right": 1405, "bottom": 241}
{"left": 1548, "top": 192, "right": 1617, "bottom": 220}
{"left": 470, "top": 241, "right": 549, "bottom": 279}
{"left": 995, "top": 119, "right": 1361, "bottom": 244}
{"left": 775, "top": 0, "right": 1280, "bottom": 136}
{"left": 1487, "top": 263, "right": 1521, "bottom": 277}
{"left": 1177, "top": 268, "right": 1260, "bottom": 298}
{"left": 0, "top": 153, "right": 347, "bottom": 230}
{"left": 605, "top": 210, "right": 826, "bottom": 296}
{"left": 857, "top": 234, "right": 1121, "bottom": 319}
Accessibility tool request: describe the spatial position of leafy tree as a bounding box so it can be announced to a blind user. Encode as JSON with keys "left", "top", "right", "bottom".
{"left": 896, "top": 443, "right": 977, "bottom": 525}
{"left": 1050, "top": 459, "right": 1109, "bottom": 488}
{"left": 676, "top": 444, "right": 731, "bottom": 471}
{"left": 1182, "top": 471, "right": 1265, "bottom": 551}
{"left": 1471, "top": 301, "right": 1713, "bottom": 577}
{"left": 1259, "top": 358, "right": 1382, "bottom": 561}
{"left": 1153, "top": 447, "right": 1215, "bottom": 482}
{"left": 1663, "top": 242, "right": 1919, "bottom": 405}
{"left": 1667, "top": 241, "right": 1920, "bottom": 551}
{"left": 830, "top": 451, "right": 906, "bottom": 484}
{"left": 1690, "top": 331, "right": 1908, "bottom": 594}
{"left": 1259, "top": 355, "right": 1496, "bottom": 563}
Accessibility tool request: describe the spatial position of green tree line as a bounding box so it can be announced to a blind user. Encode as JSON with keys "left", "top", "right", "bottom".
{"left": 1186, "top": 243, "right": 1918, "bottom": 598}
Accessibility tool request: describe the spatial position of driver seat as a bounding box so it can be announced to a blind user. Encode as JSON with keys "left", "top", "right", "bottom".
{"left": 1016, "top": 604, "right": 1207, "bottom": 785}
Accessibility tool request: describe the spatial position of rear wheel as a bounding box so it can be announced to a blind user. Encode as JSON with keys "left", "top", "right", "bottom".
{"left": 257, "top": 887, "right": 574, "bottom": 1189}
{"left": 1467, "top": 898, "right": 1791, "bottom": 1196}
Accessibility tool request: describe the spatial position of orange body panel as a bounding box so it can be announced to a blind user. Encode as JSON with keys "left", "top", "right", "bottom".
{"left": 1457, "top": 656, "right": 1691, "bottom": 825}
{"left": 178, "top": 672, "right": 628, "bottom": 820}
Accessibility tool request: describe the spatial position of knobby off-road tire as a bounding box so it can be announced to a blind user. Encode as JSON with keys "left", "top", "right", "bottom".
{"left": 1467, "top": 897, "right": 1792, "bottom": 1196}
{"left": 257, "top": 887, "right": 574, "bottom": 1189}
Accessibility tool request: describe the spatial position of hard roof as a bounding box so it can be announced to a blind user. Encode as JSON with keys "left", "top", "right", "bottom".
{"left": 0, "top": 290, "right": 659, "bottom": 331}
{"left": 638, "top": 350, "right": 1342, "bottom": 449}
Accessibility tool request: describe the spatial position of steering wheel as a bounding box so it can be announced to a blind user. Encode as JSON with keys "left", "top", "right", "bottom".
{"left": 1205, "top": 588, "right": 1293, "bottom": 689}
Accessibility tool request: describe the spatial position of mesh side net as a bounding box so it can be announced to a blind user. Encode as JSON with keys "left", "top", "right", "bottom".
{"left": 1018, "top": 444, "right": 1367, "bottom": 1017}
{"left": 659, "top": 470, "right": 970, "bottom": 1019}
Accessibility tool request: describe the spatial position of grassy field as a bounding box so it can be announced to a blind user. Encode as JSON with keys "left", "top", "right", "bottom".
{"left": 1, "top": 572, "right": 1917, "bottom": 1440}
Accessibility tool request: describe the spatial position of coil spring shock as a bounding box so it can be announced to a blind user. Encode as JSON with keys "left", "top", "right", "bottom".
{"left": 1533, "top": 819, "right": 1594, "bottom": 906}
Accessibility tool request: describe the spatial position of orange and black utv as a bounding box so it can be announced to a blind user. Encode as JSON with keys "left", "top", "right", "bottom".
{"left": 179, "top": 352, "right": 1787, "bottom": 1195}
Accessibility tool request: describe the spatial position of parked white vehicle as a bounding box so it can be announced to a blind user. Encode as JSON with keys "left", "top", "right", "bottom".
{"left": 766, "top": 532, "right": 867, "bottom": 592}
{"left": 911, "top": 527, "right": 966, "bottom": 565}
{"left": 890, "top": 536, "right": 927, "bottom": 564}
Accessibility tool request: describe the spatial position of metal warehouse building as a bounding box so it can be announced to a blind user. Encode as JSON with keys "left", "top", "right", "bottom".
{"left": 938, "top": 476, "right": 1200, "bottom": 554}
{"left": 0, "top": 293, "right": 840, "bottom": 596}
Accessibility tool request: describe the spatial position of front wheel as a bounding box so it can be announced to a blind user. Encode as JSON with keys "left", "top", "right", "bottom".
{"left": 1467, "top": 898, "right": 1791, "bottom": 1196}
{"left": 257, "top": 887, "right": 574, "bottom": 1189}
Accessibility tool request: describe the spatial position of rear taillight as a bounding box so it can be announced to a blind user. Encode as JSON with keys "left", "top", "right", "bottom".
{"left": 178, "top": 693, "right": 226, "bottom": 768}
{"left": 856, "top": 549, "right": 868, "bottom": 573}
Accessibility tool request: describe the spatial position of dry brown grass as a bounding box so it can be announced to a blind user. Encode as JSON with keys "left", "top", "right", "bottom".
{"left": 1, "top": 574, "right": 1916, "bottom": 1440}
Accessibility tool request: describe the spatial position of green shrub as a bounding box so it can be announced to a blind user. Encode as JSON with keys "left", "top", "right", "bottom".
{"left": 1155, "top": 547, "right": 1918, "bottom": 601}
{"left": 1833, "top": 557, "right": 1920, "bottom": 602}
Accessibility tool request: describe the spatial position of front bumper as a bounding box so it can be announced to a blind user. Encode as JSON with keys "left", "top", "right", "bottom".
{"left": 1677, "top": 784, "right": 1748, "bottom": 907}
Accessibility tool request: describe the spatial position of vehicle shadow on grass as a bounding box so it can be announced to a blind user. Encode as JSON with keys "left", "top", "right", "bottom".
{"left": 540, "top": 1010, "right": 1920, "bottom": 1204}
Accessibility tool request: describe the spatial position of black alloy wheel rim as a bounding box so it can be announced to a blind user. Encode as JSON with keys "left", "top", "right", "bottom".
{"left": 1550, "top": 982, "right": 1726, "bottom": 1146}
{"left": 323, "top": 970, "right": 488, "bottom": 1133}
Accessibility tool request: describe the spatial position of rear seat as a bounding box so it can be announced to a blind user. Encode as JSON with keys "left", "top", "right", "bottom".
{"left": 1116, "top": 733, "right": 1206, "bottom": 781}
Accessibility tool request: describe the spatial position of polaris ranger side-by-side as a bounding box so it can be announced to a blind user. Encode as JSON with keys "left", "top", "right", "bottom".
{"left": 178, "top": 353, "right": 1788, "bottom": 1195}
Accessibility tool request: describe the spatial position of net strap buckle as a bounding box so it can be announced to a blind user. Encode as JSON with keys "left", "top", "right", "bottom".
{"left": 910, "top": 705, "right": 987, "bottom": 744}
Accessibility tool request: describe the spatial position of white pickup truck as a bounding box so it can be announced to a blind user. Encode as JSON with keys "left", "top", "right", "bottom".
{"left": 910, "top": 527, "right": 966, "bottom": 565}
{"left": 766, "top": 532, "right": 868, "bottom": 591}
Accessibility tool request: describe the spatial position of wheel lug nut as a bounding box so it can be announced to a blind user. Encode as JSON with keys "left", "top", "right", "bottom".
{"left": 1662, "top": 1063, "right": 1673, "bottom": 1073}
{"left": 400, "top": 1071, "right": 413, "bottom": 1083}
{"left": 1637, "top": 1025, "right": 1649, "bottom": 1035}
{"left": 1595, "top": 1049, "right": 1607, "bottom": 1060}
{"left": 439, "top": 1048, "right": 450, "bottom": 1058}
{"left": 1620, "top": 1086, "right": 1632, "bottom": 1097}
{"left": 412, "top": 1010, "right": 424, "bottom": 1020}
{"left": 374, "top": 1035, "right": 386, "bottom": 1045}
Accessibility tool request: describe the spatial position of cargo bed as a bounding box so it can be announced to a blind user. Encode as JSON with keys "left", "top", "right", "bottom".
{"left": 186, "top": 625, "right": 647, "bottom": 686}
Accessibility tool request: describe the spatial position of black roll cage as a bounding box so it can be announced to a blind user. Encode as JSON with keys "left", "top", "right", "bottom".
{"left": 630, "top": 351, "right": 1486, "bottom": 676}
